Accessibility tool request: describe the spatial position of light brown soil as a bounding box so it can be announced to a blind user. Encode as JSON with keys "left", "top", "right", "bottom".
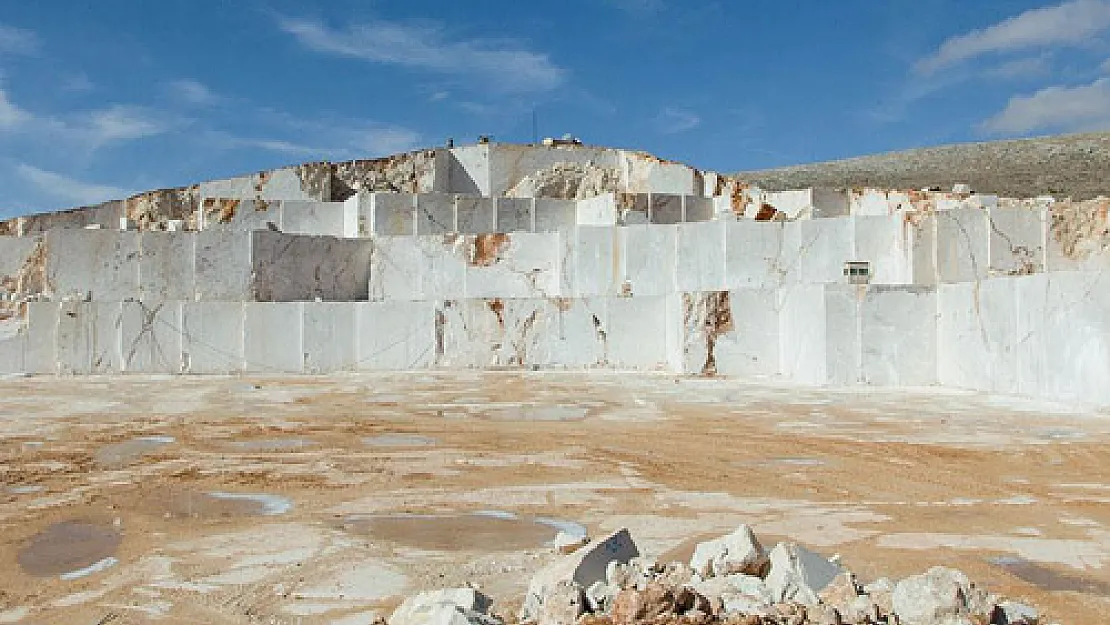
{"left": 0, "top": 373, "right": 1108, "bottom": 624}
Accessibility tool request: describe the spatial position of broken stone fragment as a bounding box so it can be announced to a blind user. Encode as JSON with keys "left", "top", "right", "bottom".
{"left": 763, "top": 542, "right": 844, "bottom": 606}
{"left": 689, "top": 524, "right": 769, "bottom": 579}
{"left": 520, "top": 528, "right": 640, "bottom": 622}
{"left": 609, "top": 582, "right": 676, "bottom": 625}
{"left": 584, "top": 580, "right": 612, "bottom": 613}
{"left": 390, "top": 588, "right": 500, "bottom": 625}
{"left": 552, "top": 530, "right": 589, "bottom": 554}
{"left": 691, "top": 573, "right": 774, "bottom": 616}
{"left": 997, "top": 600, "right": 1039, "bottom": 625}
{"left": 891, "top": 567, "right": 972, "bottom": 625}
{"left": 538, "top": 580, "right": 586, "bottom": 625}
{"left": 817, "top": 571, "right": 861, "bottom": 613}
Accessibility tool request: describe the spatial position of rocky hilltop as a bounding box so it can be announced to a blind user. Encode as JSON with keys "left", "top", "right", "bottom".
{"left": 738, "top": 132, "right": 1110, "bottom": 200}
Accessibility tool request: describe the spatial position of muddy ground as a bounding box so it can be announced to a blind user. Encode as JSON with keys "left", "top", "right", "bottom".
{"left": 0, "top": 372, "right": 1108, "bottom": 624}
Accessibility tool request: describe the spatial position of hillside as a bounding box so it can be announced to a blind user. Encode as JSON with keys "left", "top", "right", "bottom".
{"left": 737, "top": 132, "right": 1110, "bottom": 200}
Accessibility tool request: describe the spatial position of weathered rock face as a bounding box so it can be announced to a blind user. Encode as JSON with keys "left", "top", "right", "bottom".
{"left": 124, "top": 186, "right": 200, "bottom": 231}
{"left": 505, "top": 162, "right": 623, "bottom": 200}
{"left": 332, "top": 150, "right": 441, "bottom": 199}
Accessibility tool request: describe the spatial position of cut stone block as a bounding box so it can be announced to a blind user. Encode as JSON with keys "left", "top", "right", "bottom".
{"left": 302, "top": 302, "right": 358, "bottom": 373}
{"left": 244, "top": 302, "right": 304, "bottom": 373}
{"left": 181, "top": 302, "right": 244, "bottom": 374}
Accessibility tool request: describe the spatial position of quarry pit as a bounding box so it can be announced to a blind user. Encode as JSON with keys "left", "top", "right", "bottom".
{"left": 1, "top": 372, "right": 1109, "bottom": 624}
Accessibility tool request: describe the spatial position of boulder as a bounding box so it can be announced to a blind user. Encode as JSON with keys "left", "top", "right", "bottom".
{"left": 891, "top": 567, "right": 971, "bottom": 625}
{"left": 521, "top": 528, "right": 640, "bottom": 621}
{"left": 689, "top": 524, "right": 769, "bottom": 578}
{"left": 692, "top": 573, "right": 774, "bottom": 616}
{"left": 763, "top": 542, "right": 844, "bottom": 606}
{"left": 610, "top": 583, "right": 676, "bottom": 625}
{"left": 538, "top": 581, "right": 586, "bottom": 625}
{"left": 584, "top": 580, "right": 612, "bottom": 613}
{"left": 390, "top": 588, "right": 499, "bottom": 625}
{"left": 997, "top": 601, "right": 1039, "bottom": 625}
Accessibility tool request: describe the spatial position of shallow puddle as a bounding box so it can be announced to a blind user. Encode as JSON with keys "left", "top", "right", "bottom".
{"left": 229, "top": 438, "right": 314, "bottom": 451}
{"left": 363, "top": 434, "right": 438, "bottom": 447}
{"left": 486, "top": 405, "right": 588, "bottom": 421}
{"left": 145, "top": 489, "right": 294, "bottom": 518}
{"left": 94, "top": 436, "right": 175, "bottom": 468}
{"left": 18, "top": 520, "right": 122, "bottom": 578}
{"left": 341, "top": 511, "right": 584, "bottom": 551}
{"left": 990, "top": 556, "right": 1110, "bottom": 595}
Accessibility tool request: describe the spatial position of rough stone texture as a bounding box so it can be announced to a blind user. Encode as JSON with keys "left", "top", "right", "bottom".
{"left": 689, "top": 524, "right": 769, "bottom": 579}
{"left": 250, "top": 231, "right": 373, "bottom": 302}
{"left": 390, "top": 588, "right": 498, "bottom": 625}
{"left": 891, "top": 567, "right": 971, "bottom": 625}
{"left": 522, "top": 528, "right": 640, "bottom": 622}
{"left": 763, "top": 542, "right": 843, "bottom": 606}
{"left": 332, "top": 150, "right": 441, "bottom": 199}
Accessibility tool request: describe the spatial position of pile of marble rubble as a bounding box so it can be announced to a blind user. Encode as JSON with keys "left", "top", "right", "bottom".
{"left": 386, "top": 526, "right": 1043, "bottom": 625}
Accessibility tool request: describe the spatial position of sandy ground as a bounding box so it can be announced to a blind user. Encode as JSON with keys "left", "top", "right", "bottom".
{"left": 1, "top": 372, "right": 1108, "bottom": 624}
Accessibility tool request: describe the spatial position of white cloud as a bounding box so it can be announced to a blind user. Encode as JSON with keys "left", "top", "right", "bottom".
{"left": 81, "top": 105, "right": 170, "bottom": 144}
{"left": 656, "top": 107, "right": 701, "bottom": 134}
{"left": 0, "top": 23, "right": 39, "bottom": 55}
{"left": 0, "top": 86, "right": 30, "bottom": 129}
{"left": 986, "top": 55, "right": 1054, "bottom": 79}
{"left": 15, "top": 164, "right": 126, "bottom": 205}
{"left": 277, "top": 17, "right": 567, "bottom": 93}
{"left": 169, "top": 79, "right": 221, "bottom": 106}
{"left": 918, "top": 0, "right": 1110, "bottom": 74}
{"left": 1101, "top": 57, "right": 1110, "bottom": 72}
{"left": 206, "top": 119, "right": 420, "bottom": 160}
{"left": 347, "top": 126, "right": 421, "bottom": 155}
{"left": 980, "top": 77, "right": 1110, "bottom": 133}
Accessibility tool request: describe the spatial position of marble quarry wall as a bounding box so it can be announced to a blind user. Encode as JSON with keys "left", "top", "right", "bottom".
{"left": 0, "top": 143, "right": 1108, "bottom": 407}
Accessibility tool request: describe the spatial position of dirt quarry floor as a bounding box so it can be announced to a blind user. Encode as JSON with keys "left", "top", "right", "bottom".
{"left": 1, "top": 373, "right": 1109, "bottom": 624}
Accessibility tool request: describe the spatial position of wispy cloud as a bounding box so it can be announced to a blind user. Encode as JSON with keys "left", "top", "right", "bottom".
{"left": 169, "top": 79, "right": 221, "bottom": 106}
{"left": 277, "top": 16, "right": 567, "bottom": 93}
{"left": 0, "top": 86, "right": 30, "bottom": 130}
{"left": 0, "top": 86, "right": 173, "bottom": 150}
{"left": 918, "top": 0, "right": 1110, "bottom": 74}
{"left": 15, "top": 164, "right": 126, "bottom": 205}
{"left": 0, "top": 23, "right": 39, "bottom": 55}
{"left": 980, "top": 77, "right": 1110, "bottom": 134}
{"left": 205, "top": 117, "right": 421, "bottom": 160}
{"left": 985, "top": 54, "right": 1054, "bottom": 80}
{"left": 656, "top": 107, "right": 701, "bottom": 134}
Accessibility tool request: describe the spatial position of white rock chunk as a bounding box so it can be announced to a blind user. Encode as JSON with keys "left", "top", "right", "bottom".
{"left": 390, "top": 588, "right": 498, "bottom": 625}
{"left": 689, "top": 524, "right": 769, "bottom": 578}
{"left": 521, "top": 528, "right": 640, "bottom": 621}
{"left": 763, "top": 542, "right": 843, "bottom": 606}
{"left": 891, "top": 567, "right": 971, "bottom": 625}
{"left": 998, "top": 600, "right": 1039, "bottom": 624}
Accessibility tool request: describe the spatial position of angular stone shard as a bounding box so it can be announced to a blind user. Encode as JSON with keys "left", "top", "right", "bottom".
{"left": 891, "top": 566, "right": 971, "bottom": 625}
{"left": 689, "top": 523, "right": 768, "bottom": 578}
{"left": 763, "top": 542, "right": 843, "bottom": 606}
{"left": 521, "top": 528, "right": 640, "bottom": 622}
{"left": 390, "top": 588, "right": 500, "bottom": 625}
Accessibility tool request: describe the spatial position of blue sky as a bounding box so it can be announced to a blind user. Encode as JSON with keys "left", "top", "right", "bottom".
{"left": 3, "top": 0, "right": 1110, "bottom": 216}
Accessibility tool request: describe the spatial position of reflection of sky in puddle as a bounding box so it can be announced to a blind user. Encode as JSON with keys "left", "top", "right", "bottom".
{"left": 990, "top": 556, "right": 1110, "bottom": 595}
{"left": 18, "top": 521, "right": 122, "bottom": 579}
{"left": 363, "top": 434, "right": 437, "bottom": 447}
{"left": 343, "top": 510, "right": 586, "bottom": 551}
{"left": 230, "top": 439, "right": 314, "bottom": 451}
{"left": 94, "top": 436, "right": 175, "bottom": 468}
{"left": 206, "top": 492, "right": 294, "bottom": 516}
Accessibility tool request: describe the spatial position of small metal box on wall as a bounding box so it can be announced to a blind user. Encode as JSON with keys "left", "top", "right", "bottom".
{"left": 843, "top": 261, "right": 871, "bottom": 285}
